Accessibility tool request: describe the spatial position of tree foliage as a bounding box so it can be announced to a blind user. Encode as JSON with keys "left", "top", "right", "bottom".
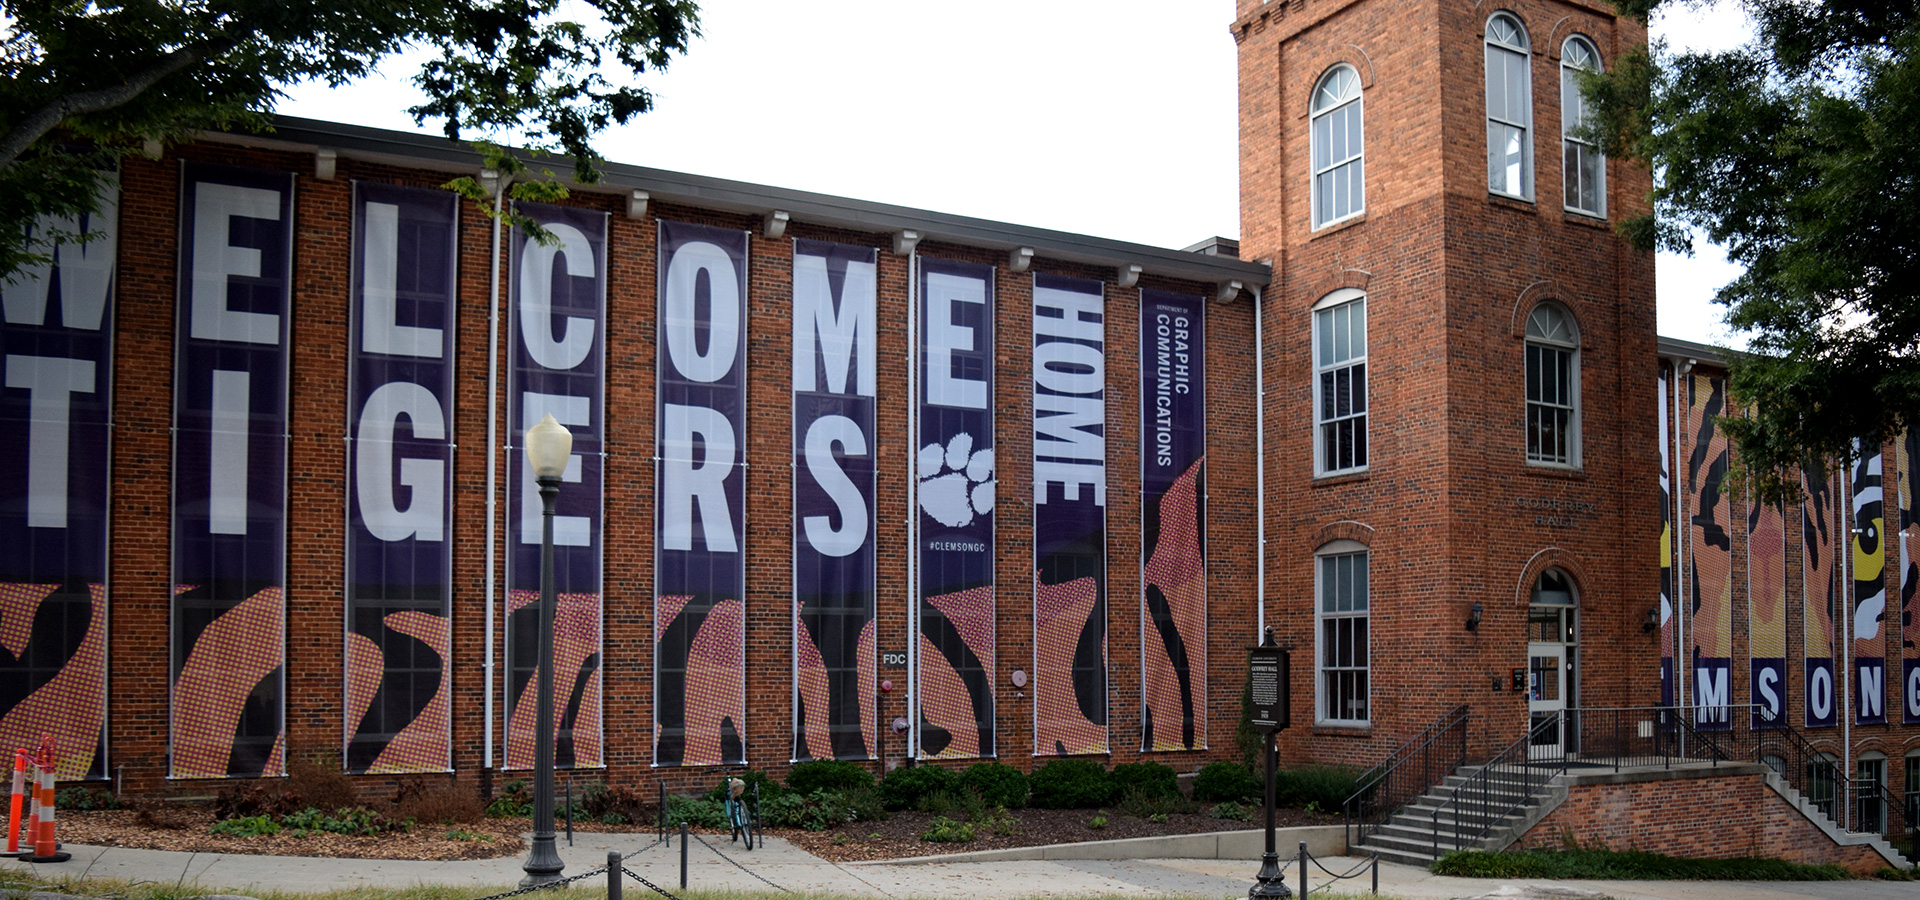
{"left": 1, "top": 0, "right": 700, "bottom": 275}
{"left": 1587, "top": 0, "right": 1920, "bottom": 501}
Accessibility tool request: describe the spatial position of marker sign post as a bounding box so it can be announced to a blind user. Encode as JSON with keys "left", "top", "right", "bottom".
{"left": 1247, "top": 629, "right": 1292, "bottom": 899}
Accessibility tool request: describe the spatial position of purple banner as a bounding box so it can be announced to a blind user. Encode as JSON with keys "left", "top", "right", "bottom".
{"left": 915, "top": 258, "right": 996, "bottom": 760}
{"left": 0, "top": 180, "right": 117, "bottom": 780}
{"left": 1658, "top": 369, "right": 1674, "bottom": 709}
{"left": 343, "top": 183, "right": 459, "bottom": 773}
{"left": 792, "top": 240, "right": 879, "bottom": 761}
{"left": 1805, "top": 470, "right": 1840, "bottom": 728}
{"left": 1033, "top": 273, "right": 1107, "bottom": 757}
{"left": 1852, "top": 445, "right": 1888, "bottom": 724}
{"left": 505, "top": 202, "right": 607, "bottom": 770}
{"left": 1140, "top": 290, "right": 1205, "bottom": 752}
{"left": 170, "top": 162, "right": 293, "bottom": 779}
{"left": 654, "top": 220, "right": 748, "bottom": 767}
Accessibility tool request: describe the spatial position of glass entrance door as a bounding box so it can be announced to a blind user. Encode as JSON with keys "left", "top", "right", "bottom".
{"left": 1528, "top": 642, "right": 1566, "bottom": 760}
{"left": 1527, "top": 569, "right": 1578, "bottom": 762}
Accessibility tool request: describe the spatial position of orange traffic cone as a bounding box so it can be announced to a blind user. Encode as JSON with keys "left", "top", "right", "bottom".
{"left": 5, "top": 750, "right": 25, "bottom": 857}
{"left": 27, "top": 736, "right": 66, "bottom": 863}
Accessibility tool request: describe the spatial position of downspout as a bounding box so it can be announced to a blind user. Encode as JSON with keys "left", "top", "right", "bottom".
{"left": 1841, "top": 449, "right": 1855, "bottom": 830}
{"left": 1255, "top": 285, "right": 1266, "bottom": 636}
{"left": 1674, "top": 360, "right": 1690, "bottom": 716}
{"left": 905, "top": 250, "right": 919, "bottom": 761}
{"left": 483, "top": 171, "right": 507, "bottom": 770}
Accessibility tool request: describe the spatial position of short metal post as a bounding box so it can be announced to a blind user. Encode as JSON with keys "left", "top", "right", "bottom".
{"left": 566, "top": 780, "right": 574, "bottom": 846}
{"left": 607, "top": 851, "right": 622, "bottom": 900}
{"left": 680, "top": 822, "right": 690, "bottom": 890}
{"left": 1371, "top": 852, "right": 1378, "bottom": 895}
{"left": 1298, "top": 841, "right": 1308, "bottom": 899}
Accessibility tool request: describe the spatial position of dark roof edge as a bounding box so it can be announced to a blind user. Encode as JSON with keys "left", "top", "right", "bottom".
{"left": 210, "top": 116, "right": 1273, "bottom": 289}
{"left": 1656, "top": 335, "right": 1731, "bottom": 366}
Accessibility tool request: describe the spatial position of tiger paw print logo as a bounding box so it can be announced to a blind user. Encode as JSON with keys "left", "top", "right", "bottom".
{"left": 919, "top": 432, "right": 995, "bottom": 528}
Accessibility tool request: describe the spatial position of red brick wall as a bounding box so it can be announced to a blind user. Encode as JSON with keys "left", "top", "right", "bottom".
{"left": 91, "top": 139, "right": 1258, "bottom": 797}
{"left": 1520, "top": 773, "right": 1890, "bottom": 874}
{"left": 1234, "top": 0, "right": 1660, "bottom": 766}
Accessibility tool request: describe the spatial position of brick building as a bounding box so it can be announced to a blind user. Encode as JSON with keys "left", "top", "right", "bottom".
{"left": 0, "top": 0, "right": 1911, "bottom": 859}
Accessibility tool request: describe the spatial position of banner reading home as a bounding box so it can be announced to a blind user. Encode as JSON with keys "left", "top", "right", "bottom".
{"left": 343, "top": 184, "right": 459, "bottom": 773}
{"left": 1140, "top": 289, "right": 1205, "bottom": 752}
{"left": 792, "top": 239, "right": 879, "bottom": 761}
{"left": 0, "top": 186, "right": 117, "bottom": 780}
{"left": 505, "top": 201, "right": 607, "bottom": 770}
{"left": 915, "top": 258, "right": 996, "bottom": 760}
{"left": 170, "top": 163, "right": 293, "bottom": 779}
{"left": 1033, "top": 274, "right": 1108, "bottom": 757}
{"left": 655, "top": 220, "right": 749, "bottom": 766}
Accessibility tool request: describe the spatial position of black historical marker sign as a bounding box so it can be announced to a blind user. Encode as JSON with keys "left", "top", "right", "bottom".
{"left": 1248, "top": 645, "right": 1289, "bottom": 734}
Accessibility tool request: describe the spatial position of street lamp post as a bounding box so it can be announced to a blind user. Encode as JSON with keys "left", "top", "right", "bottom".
{"left": 520, "top": 413, "right": 573, "bottom": 888}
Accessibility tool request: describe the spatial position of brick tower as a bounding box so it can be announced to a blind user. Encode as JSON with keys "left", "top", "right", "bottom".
{"left": 1231, "top": 0, "right": 1661, "bottom": 762}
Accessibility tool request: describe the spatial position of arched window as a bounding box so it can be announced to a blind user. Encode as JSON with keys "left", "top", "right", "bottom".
{"left": 1525, "top": 303, "right": 1579, "bottom": 465}
{"left": 1316, "top": 540, "right": 1370, "bottom": 725}
{"left": 1561, "top": 36, "right": 1605, "bottom": 216}
{"left": 1486, "top": 13, "right": 1533, "bottom": 199}
{"left": 1313, "top": 289, "right": 1367, "bottom": 474}
{"left": 1311, "top": 65, "right": 1365, "bottom": 228}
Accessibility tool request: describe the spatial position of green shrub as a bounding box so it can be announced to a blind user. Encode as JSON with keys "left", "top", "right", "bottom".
{"left": 1117, "top": 785, "right": 1192, "bottom": 819}
{"left": 973, "top": 805, "right": 1018, "bottom": 836}
{"left": 664, "top": 795, "right": 728, "bottom": 830}
{"left": 1087, "top": 815, "right": 1107, "bottom": 829}
{"left": 280, "top": 806, "right": 404, "bottom": 837}
{"left": 210, "top": 815, "right": 281, "bottom": 837}
{"left": 1431, "top": 849, "right": 1849, "bottom": 881}
{"left": 880, "top": 764, "right": 957, "bottom": 810}
{"left": 55, "top": 786, "right": 119, "bottom": 810}
{"left": 766, "top": 787, "right": 889, "bottom": 831}
{"left": 704, "top": 768, "right": 785, "bottom": 805}
{"left": 1209, "top": 801, "right": 1253, "bottom": 821}
{"left": 759, "top": 791, "right": 809, "bottom": 828}
{"left": 920, "top": 816, "right": 974, "bottom": 843}
{"left": 960, "top": 761, "right": 1030, "bottom": 809}
{"left": 1110, "top": 761, "right": 1180, "bottom": 800}
{"left": 485, "top": 779, "right": 533, "bottom": 818}
{"left": 1275, "top": 764, "right": 1361, "bottom": 811}
{"left": 1193, "top": 761, "right": 1261, "bottom": 803}
{"left": 786, "top": 759, "right": 875, "bottom": 795}
{"left": 1029, "top": 759, "right": 1113, "bottom": 809}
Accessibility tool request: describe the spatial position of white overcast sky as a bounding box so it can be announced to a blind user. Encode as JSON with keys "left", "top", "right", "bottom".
{"left": 279, "top": 1, "right": 1755, "bottom": 347}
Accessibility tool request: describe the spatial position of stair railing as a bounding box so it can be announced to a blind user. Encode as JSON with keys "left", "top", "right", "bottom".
{"left": 1427, "top": 710, "right": 1566, "bottom": 859}
{"left": 1342, "top": 704, "right": 1470, "bottom": 849}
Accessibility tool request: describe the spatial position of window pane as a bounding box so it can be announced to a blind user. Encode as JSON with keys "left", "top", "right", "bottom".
{"left": 1321, "top": 557, "right": 1337, "bottom": 611}
{"left": 1527, "top": 345, "right": 1541, "bottom": 400}
{"left": 1506, "top": 54, "right": 1526, "bottom": 123}
{"left": 1351, "top": 157, "right": 1364, "bottom": 215}
{"left": 1352, "top": 417, "right": 1367, "bottom": 467}
{"left": 1488, "top": 122, "right": 1505, "bottom": 191}
{"left": 1351, "top": 299, "right": 1366, "bottom": 354}
{"left": 1328, "top": 108, "right": 1347, "bottom": 165}
{"left": 1334, "top": 304, "right": 1350, "bottom": 362}
{"left": 1351, "top": 363, "right": 1366, "bottom": 413}
{"left": 1318, "top": 309, "right": 1333, "bottom": 367}
{"left": 1314, "top": 114, "right": 1331, "bottom": 170}
{"left": 1486, "top": 50, "right": 1505, "bottom": 120}
{"left": 1348, "top": 103, "right": 1364, "bottom": 161}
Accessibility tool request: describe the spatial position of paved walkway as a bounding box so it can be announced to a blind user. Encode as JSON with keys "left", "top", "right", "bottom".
{"left": 4, "top": 832, "right": 1919, "bottom": 900}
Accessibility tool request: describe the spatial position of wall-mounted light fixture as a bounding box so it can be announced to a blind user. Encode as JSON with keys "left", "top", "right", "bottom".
{"left": 1465, "top": 602, "right": 1484, "bottom": 632}
{"left": 1644, "top": 606, "right": 1661, "bottom": 633}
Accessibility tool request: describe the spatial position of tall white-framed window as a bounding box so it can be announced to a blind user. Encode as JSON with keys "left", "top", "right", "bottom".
{"left": 1311, "top": 64, "right": 1365, "bottom": 229}
{"left": 1313, "top": 289, "right": 1368, "bottom": 475}
{"left": 1316, "top": 541, "right": 1370, "bottom": 725}
{"left": 1859, "top": 752, "right": 1888, "bottom": 833}
{"left": 1485, "top": 13, "right": 1533, "bottom": 199}
{"left": 1525, "top": 302, "right": 1579, "bottom": 466}
{"left": 1561, "top": 36, "right": 1606, "bottom": 217}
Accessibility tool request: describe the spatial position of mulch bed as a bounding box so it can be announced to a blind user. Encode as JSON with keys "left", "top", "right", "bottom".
{"left": 51, "top": 805, "right": 1331, "bottom": 863}
{"left": 781, "top": 806, "right": 1329, "bottom": 862}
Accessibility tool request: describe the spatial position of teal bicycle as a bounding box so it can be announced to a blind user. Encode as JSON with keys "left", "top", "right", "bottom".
{"left": 722, "top": 775, "right": 759, "bottom": 850}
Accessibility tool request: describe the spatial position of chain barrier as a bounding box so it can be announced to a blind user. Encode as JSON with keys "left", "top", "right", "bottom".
{"left": 690, "top": 830, "right": 792, "bottom": 893}
{"left": 620, "top": 864, "right": 686, "bottom": 900}
{"left": 1299, "top": 845, "right": 1379, "bottom": 896}
{"left": 458, "top": 865, "right": 609, "bottom": 900}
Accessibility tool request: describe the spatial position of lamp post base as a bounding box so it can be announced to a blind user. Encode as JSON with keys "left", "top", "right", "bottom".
{"left": 520, "top": 833, "right": 565, "bottom": 888}
{"left": 1248, "top": 852, "right": 1293, "bottom": 899}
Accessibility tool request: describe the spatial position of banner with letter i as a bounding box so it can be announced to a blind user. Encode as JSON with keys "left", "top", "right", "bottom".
{"left": 505, "top": 201, "right": 606, "bottom": 770}
{"left": 1140, "top": 289, "right": 1205, "bottom": 752}
{"left": 1684, "top": 375, "right": 1732, "bottom": 730}
{"left": 1852, "top": 442, "right": 1887, "bottom": 725}
{"left": 791, "top": 239, "right": 879, "bottom": 762}
{"left": 1032, "top": 273, "right": 1108, "bottom": 757}
{"left": 914, "top": 258, "right": 996, "bottom": 760}
{"left": 170, "top": 163, "right": 293, "bottom": 779}
{"left": 343, "top": 183, "right": 459, "bottom": 773}
{"left": 654, "top": 220, "right": 749, "bottom": 766}
{"left": 0, "top": 177, "right": 117, "bottom": 780}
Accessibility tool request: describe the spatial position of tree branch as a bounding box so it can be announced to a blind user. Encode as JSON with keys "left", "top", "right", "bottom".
{"left": 0, "top": 45, "right": 204, "bottom": 169}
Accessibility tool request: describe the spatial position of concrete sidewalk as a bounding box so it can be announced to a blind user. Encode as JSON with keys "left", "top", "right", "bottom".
{"left": 3, "top": 831, "right": 1917, "bottom": 900}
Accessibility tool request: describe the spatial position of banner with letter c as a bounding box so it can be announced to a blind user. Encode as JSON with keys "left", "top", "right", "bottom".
{"left": 1140, "top": 289, "right": 1205, "bottom": 752}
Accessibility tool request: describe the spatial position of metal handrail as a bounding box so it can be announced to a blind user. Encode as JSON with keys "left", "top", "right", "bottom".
{"left": 1342, "top": 704, "right": 1470, "bottom": 848}
{"left": 1427, "top": 711, "right": 1564, "bottom": 858}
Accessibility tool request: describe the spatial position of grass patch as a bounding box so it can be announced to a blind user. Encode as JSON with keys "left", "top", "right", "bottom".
{"left": 1431, "top": 848, "right": 1852, "bottom": 881}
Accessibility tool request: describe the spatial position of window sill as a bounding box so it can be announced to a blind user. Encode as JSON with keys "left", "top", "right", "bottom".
{"left": 1524, "top": 461, "right": 1587, "bottom": 479}
{"left": 1312, "top": 722, "right": 1373, "bottom": 737}
{"left": 1488, "top": 193, "right": 1536, "bottom": 214}
{"left": 1310, "top": 213, "right": 1367, "bottom": 240}
{"left": 1563, "top": 209, "right": 1609, "bottom": 228}
{"left": 1313, "top": 470, "right": 1370, "bottom": 488}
